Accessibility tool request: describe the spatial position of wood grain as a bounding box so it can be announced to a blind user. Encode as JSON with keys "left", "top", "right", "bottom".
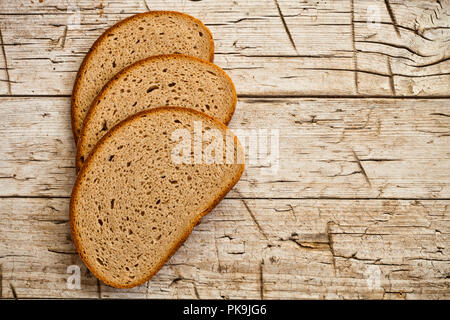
{"left": 0, "top": 96, "right": 448, "bottom": 199}
{"left": 0, "top": 197, "right": 448, "bottom": 299}
{"left": 0, "top": 0, "right": 448, "bottom": 96}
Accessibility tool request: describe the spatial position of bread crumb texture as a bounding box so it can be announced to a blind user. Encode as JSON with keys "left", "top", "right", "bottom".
{"left": 70, "top": 107, "right": 244, "bottom": 288}
{"left": 72, "top": 11, "right": 214, "bottom": 139}
{"left": 76, "top": 54, "right": 236, "bottom": 170}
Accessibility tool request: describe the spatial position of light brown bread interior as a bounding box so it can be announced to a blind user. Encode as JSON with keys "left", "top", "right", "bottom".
{"left": 71, "top": 11, "right": 214, "bottom": 141}
{"left": 70, "top": 107, "right": 244, "bottom": 288}
{"left": 76, "top": 54, "right": 236, "bottom": 171}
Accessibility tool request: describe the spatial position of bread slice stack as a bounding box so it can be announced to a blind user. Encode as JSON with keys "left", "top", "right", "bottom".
{"left": 71, "top": 11, "right": 215, "bottom": 140}
{"left": 70, "top": 12, "right": 244, "bottom": 288}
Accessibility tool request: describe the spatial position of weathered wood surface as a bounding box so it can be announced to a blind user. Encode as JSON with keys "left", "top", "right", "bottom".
{"left": 0, "top": 0, "right": 449, "bottom": 96}
{"left": 1, "top": 97, "right": 449, "bottom": 199}
{"left": 0, "top": 0, "right": 449, "bottom": 299}
{"left": 1, "top": 198, "right": 448, "bottom": 299}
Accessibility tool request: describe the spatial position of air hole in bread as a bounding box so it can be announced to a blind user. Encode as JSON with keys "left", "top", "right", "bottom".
{"left": 101, "top": 121, "right": 108, "bottom": 132}
{"left": 147, "top": 85, "right": 159, "bottom": 93}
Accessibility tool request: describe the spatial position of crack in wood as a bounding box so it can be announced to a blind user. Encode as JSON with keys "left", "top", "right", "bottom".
{"left": 57, "top": 25, "right": 68, "bottom": 49}
{"left": 284, "top": 236, "right": 331, "bottom": 251}
{"left": 350, "top": 0, "right": 359, "bottom": 94}
{"left": 430, "top": 112, "right": 450, "bottom": 118}
{"left": 407, "top": 56, "right": 450, "bottom": 68}
{"left": 353, "top": 49, "right": 415, "bottom": 63}
{"left": 274, "top": 204, "right": 296, "bottom": 219}
{"left": 13, "top": 57, "right": 66, "bottom": 64}
{"left": 383, "top": 0, "right": 401, "bottom": 37}
{"left": 393, "top": 71, "right": 450, "bottom": 78}
{"left": 0, "top": 28, "right": 11, "bottom": 94}
{"left": 0, "top": 254, "right": 33, "bottom": 259}
{"left": 31, "top": 218, "right": 68, "bottom": 224}
{"left": 214, "top": 237, "right": 224, "bottom": 273}
{"left": 143, "top": 0, "right": 150, "bottom": 12}
{"left": 360, "top": 158, "right": 401, "bottom": 162}
{"left": 96, "top": 278, "right": 102, "bottom": 299}
{"left": 229, "top": 17, "right": 265, "bottom": 24}
{"left": 273, "top": 0, "right": 298, "bottom": 54}
{"left": 327, "top": 170, "right": 361, "bottom": 178}
{"left": 218, "top": 235, "right": 234, "bottom": 240}
{"left": 9, "top": 283, "right": 17, "bottom": 299}
{"left": 326, "top": 221, "right": 337, "bottom": 276}
{"left": 352, "top": 149, "right": 372, "bottom": 187}
{"left": 47, "top": 248, "right": 77, "bottom": 255}
{"left": 241, "top": 198, "right": 268, "bottom": 240}
{"left": 170, "top": 277, "right": 184, "bottom": 286}
{"left": 192, "top": 282, "right": 200, "bottom": 299}
{"left": 0, "top": 264, "right": 2, "bottom": 298}
{"left": 356, "top": 40, "right": 434, "bottom": 58}
{"left": 259, "top": 260, "right": 264, "bottom": 300}
{"left": 387, "top": 57, "right": 396, "bottom": 95}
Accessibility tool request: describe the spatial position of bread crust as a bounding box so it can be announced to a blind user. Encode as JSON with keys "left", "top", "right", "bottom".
{"left": 75, "top": 54, "right": 237, "bottom": 171}
{"left": 70, "top": 107, "right": 245, "bottom": 288}
{"left": 71, "top": 11, "right": 215, "bottom": 142}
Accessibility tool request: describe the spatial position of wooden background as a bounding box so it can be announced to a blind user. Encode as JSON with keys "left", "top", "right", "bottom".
{"left": 0, "top": 0, "right": 449, "bottom": 299}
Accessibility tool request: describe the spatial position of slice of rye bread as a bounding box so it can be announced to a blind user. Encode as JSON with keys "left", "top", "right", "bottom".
{"left": 71, "top": 11, "right": 214, "bottom": 141}
{"left": 76, "top": 54, "right": 237, "bottom": 171}
{"left": 70, "top": 107, "right": 245, "bottom": 288}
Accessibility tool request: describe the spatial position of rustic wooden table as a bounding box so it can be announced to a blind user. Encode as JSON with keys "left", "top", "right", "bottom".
{"left": 0, "top": 0, "right": 449, "bottom": 299}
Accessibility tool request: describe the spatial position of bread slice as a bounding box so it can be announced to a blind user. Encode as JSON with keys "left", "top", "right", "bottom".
{"left": 71, "top": 11, "right": 214, "bottom": 141}
{"left": 76, "top": 54, "right": 236, "bottom": 171}
{"left": 70, "top": 107, "right": 244, "bottom": 288}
